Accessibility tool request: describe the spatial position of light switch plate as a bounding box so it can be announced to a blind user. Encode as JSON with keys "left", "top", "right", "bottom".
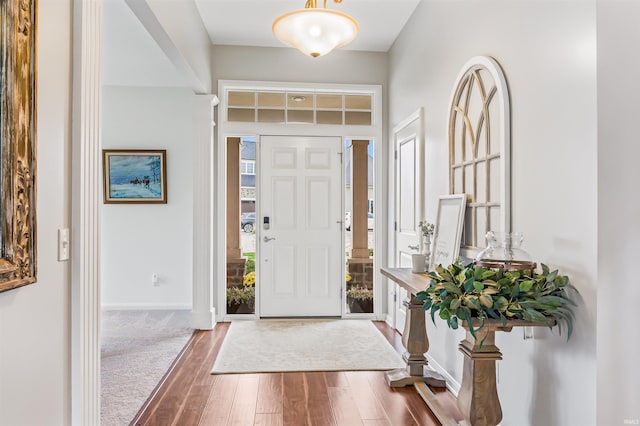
{"left": 58, "top": 228, "right": 70, "bottom": 261}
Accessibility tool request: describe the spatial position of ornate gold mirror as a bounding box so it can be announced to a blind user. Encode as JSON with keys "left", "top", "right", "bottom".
{"left": 0, "top": 0, "right": 37, "bottom": 292}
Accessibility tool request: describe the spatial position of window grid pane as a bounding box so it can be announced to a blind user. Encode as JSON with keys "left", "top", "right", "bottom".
{"left": 241, "top": 160, "right": 256, "bottom": 175}
{"left": 226, "top": 91, "right": 372, "bottom": 125}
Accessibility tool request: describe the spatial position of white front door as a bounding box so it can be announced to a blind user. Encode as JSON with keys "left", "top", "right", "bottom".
{"left": 259, "top": 136, "right": 343, "bottom": 317}
{"left": 394, "top": 129, "right": 423, "bottom": 332}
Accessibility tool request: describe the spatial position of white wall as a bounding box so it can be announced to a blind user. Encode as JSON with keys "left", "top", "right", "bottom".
{"left": 0, "top": 1, "right": 72, "bottom": 424}
{"left": 211, "top": 45, "right": 388, "bottom": 87}
{"left": 102, "top": 0, "right": 188, "bottom": 88}
{"left": 144, "top": 0, "right": 213, "bottom": 93}
{"left": 389, "top": 1, "right": 597, "bottom": 425}
{"left": 101, "top": 86, "right": 194, "bottom": 309}
{"left": 596, "top": 1, "right": 640, "bottom": 424}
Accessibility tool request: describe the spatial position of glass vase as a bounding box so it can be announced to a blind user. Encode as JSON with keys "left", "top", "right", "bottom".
{"left": 422, "top": 235, "right": 432, "bottom": 258}
{"left": 474, "top": 231, "right": 535, "bottom": 270}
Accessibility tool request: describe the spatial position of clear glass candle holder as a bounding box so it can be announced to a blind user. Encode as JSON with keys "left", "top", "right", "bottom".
{"left": 474, "top": 231, "right": 536, "bottom": 271}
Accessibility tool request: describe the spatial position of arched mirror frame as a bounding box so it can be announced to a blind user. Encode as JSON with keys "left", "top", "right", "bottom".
{"left": 0, "top": 0, "right": 37, "bottom": 292}
{"left": 448, "top": 56, "right": 511, "bottom": 259}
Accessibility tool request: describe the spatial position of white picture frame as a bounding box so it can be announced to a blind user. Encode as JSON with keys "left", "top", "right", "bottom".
{"left": 429, "top": 194, "right": 467, "bottom": 271}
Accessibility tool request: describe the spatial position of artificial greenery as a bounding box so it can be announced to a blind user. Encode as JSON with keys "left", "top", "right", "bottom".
{"left": 418, "top": 221, "right": 435, "bottom": 237}
{"left": 415, "top": 262, "right": 576, "bottom": 342}
{"left": 226, "top": 286, "right": 255, "bottom": 304}
{"left": 346, "top": 286, "right": 373, "bottom": 301}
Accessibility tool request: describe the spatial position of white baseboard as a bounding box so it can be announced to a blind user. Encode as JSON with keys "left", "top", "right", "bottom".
{"left": 192, "top": 308, "right": 216, "bottom": 330}
{"left": 375, "top": 313, "right": 388, "bottom": 321}
{"left": 426, "top": 353, "right": 461, "bottom": 396}
{"left": 385, "top": 314, "right": 394, "bottom": 328}
{"left": 101, "top": 303, "right": 192, "bottom": 311}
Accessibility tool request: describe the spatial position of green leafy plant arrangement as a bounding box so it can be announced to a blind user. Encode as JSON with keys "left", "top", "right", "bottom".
{"left": 415, "top": 262, "right": 576, "bottom": 342}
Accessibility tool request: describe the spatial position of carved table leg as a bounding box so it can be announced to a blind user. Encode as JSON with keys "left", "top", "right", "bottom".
{"left": 457, "top": 328, "right": 504, "bottom": 426}
{"left": 385, "top": 295, "right": 446, "bottom": 388}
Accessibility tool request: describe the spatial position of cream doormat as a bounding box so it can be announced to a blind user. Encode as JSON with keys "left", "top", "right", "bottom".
{"left": 211, "top": 319, "right": 405, "bottom": 374}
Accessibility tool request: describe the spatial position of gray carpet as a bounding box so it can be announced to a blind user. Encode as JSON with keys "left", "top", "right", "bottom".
{"left": 101, "top": 310, "right": 193, "bottom": 426}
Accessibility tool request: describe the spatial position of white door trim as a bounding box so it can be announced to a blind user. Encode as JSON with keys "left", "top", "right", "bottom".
{"left": 192, "top": 94, "right": 219, "bottom": 329}
{"left": 71, "top": 0, "right": 102, "bottom": 423}
{"left": 389, "top": 108, "right": 424, "bottom": 331}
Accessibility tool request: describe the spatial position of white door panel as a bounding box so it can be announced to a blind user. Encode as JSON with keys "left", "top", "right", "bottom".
{"left": 260, "top": 136, "right": 343, "bottom": 317}
{"left": 396, "top": 135, "right": 422, "bottom": 263}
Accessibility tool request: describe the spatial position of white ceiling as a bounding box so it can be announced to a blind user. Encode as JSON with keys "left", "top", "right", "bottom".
{"left": 194, "top": 0, "right": 421, "bottom": 52}
{"left": 102, "top": 0, "right": 421, "bottom": 87}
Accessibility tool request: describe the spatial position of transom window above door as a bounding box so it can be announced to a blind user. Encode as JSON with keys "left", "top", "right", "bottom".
{"left": 226, "top": 90, "right": 373, "bottom": 126}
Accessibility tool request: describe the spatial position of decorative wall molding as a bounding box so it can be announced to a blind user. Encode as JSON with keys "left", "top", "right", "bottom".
{"left": 448, "top": 56, "right": 511, "bottom": 257}
{"left": 71, "top": 0, "right": 102, "bottom": 423}
{"left": 0, "top": 0, "right": 37, "bottom": 293}
{"left": 192, "top": 94, "right": 218, "bottom": 330}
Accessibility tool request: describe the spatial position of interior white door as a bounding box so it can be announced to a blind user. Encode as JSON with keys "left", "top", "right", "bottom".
{"left": 394, "top": 130, "right": 423, "bottom": 332}
{"left": 259, "top": 135, "right": 343, "bottom": 317}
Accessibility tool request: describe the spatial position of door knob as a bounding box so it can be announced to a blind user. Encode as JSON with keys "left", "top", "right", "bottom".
{"left": 263, "top": 236, "right": 276, "bottom": 243}
{"left": 408, "top": 244, "right": 419, "bottom": 251}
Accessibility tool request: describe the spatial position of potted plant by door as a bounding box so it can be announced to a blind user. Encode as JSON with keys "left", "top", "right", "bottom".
{"left": 346, "top": 286, "right": 374, "bottom": 313}
{"left": 226, "top": 286, "right": 255, "bottom": 314}
{"left": 226, "top": 271, "right": 256, "bottom": 314}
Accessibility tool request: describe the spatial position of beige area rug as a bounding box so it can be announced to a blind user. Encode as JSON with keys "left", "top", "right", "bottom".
{"left": 211, "top": 319, "right": 405, "bottom": 374}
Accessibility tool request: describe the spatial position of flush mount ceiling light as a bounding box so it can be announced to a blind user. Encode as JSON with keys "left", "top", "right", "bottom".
{"left": 272, "top": 0, "right": 359, "bottom": 58}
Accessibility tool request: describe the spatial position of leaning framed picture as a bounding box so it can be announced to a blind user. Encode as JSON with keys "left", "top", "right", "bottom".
{"left": 103, "top": 150, "right": 167, "bottom": 204}
{"left": 429, "top": 194, "right": 467, "bottom": 271}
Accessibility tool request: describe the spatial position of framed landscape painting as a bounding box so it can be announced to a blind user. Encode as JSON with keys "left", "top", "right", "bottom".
{"left": 103, "top": 150, "right": 167, "bottom": 204}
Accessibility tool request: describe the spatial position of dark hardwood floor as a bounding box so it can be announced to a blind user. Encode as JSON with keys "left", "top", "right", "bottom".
{"left": 131, "top": 321, "right": 462, "bottom": 426}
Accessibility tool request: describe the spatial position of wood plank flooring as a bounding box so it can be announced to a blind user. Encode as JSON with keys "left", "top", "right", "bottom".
{"left": 131, "top": 321, "right": 461, "bottom": 426}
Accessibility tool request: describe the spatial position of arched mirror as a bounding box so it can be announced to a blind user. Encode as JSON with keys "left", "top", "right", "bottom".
{"left": 448, "top": 56, "right": 511, "bottom": 258}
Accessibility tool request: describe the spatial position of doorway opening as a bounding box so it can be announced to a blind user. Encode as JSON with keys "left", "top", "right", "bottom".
{"left": 217, "top": 81, "right": 383, "bottom": 321}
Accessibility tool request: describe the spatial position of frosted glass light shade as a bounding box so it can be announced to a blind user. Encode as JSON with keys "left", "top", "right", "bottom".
{"left": 272, "top": 8, "right": 359, "bottom": 58}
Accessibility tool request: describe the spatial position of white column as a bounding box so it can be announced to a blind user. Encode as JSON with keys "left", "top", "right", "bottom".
{"left": 192, "top": 94, "right": 219, "bottom": 330}
{"left": 71, "top": 0, "right": 102, "bottom": 424}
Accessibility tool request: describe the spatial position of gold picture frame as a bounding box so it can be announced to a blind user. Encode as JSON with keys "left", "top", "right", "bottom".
{"left": 0, "top": 0, "right": 38, "bottom": 292}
